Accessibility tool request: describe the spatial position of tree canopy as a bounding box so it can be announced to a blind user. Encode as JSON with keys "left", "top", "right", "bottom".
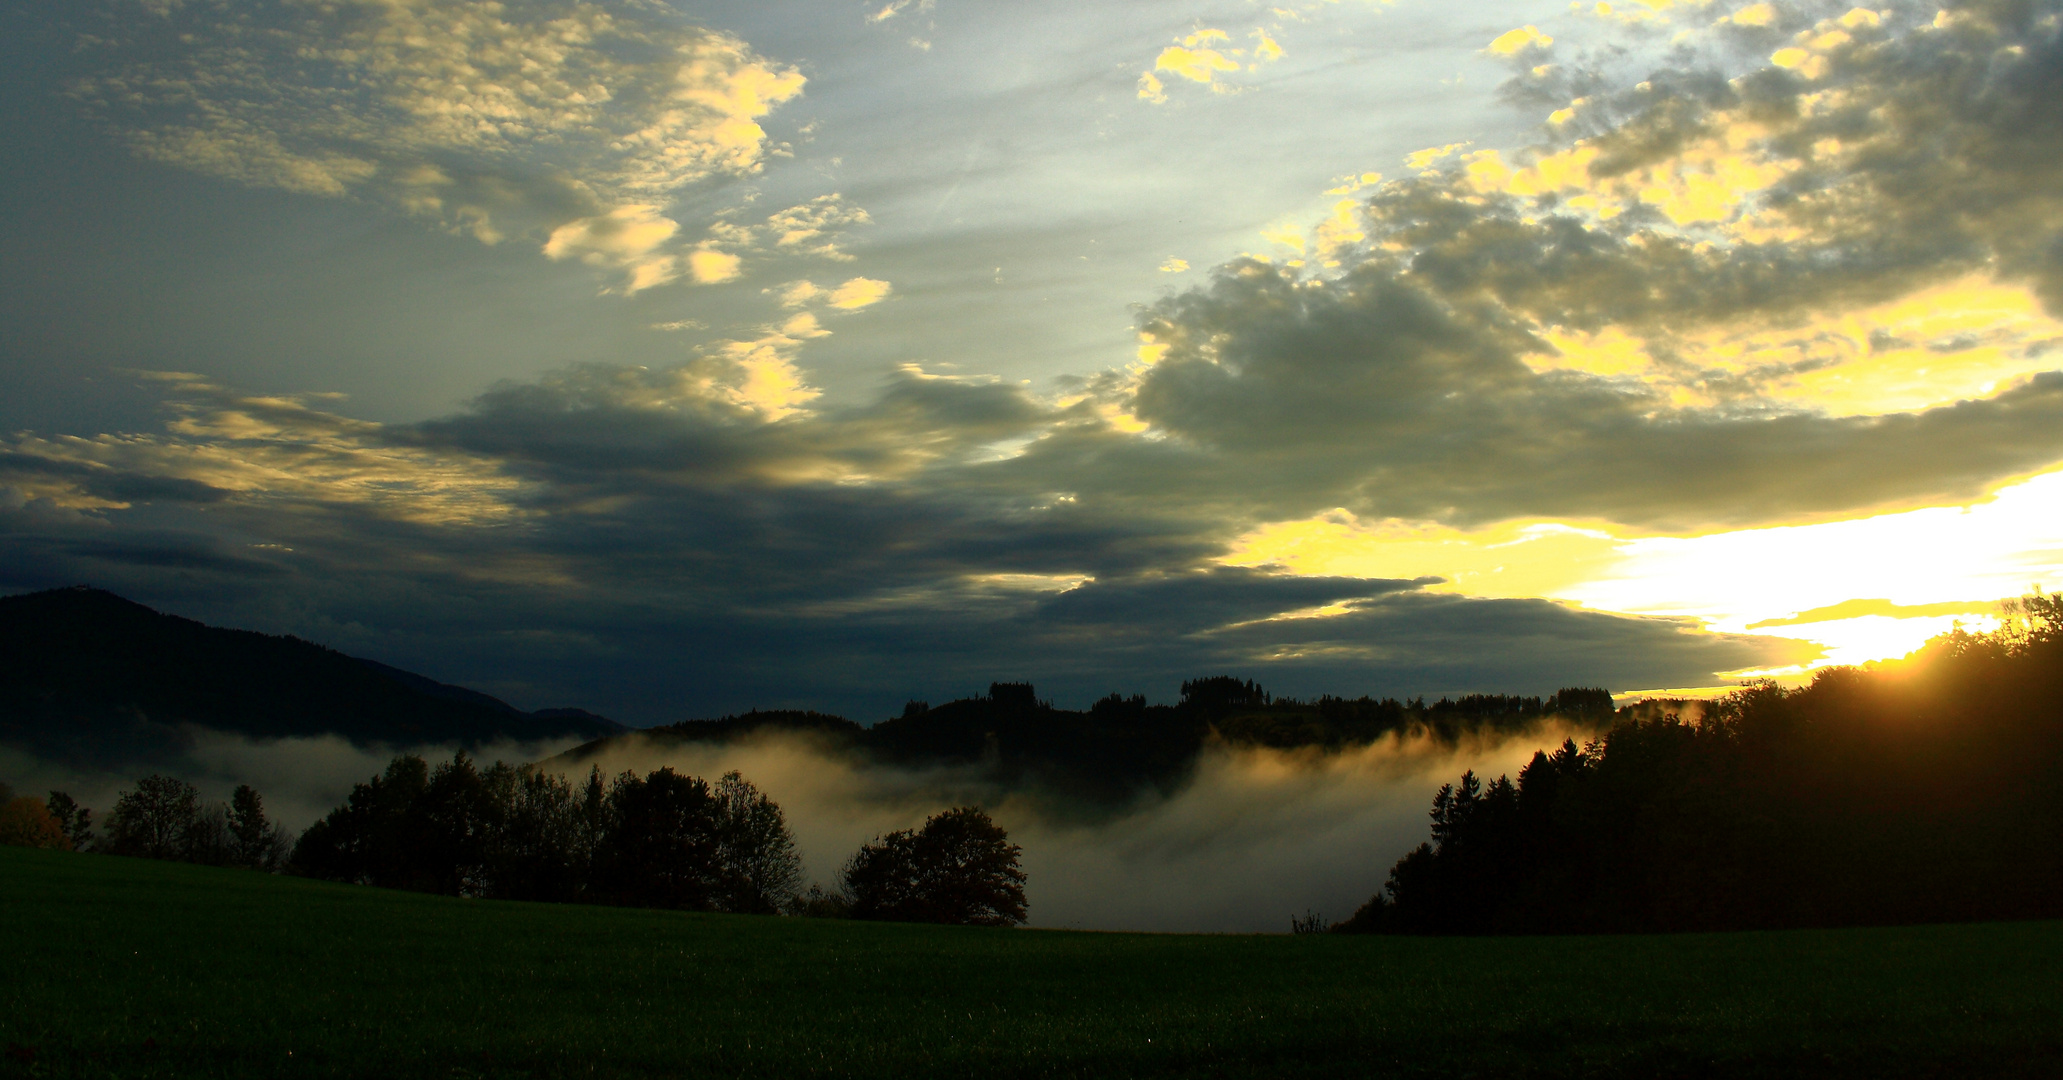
{"left": 842, "top": 806, "right": 1027, "bottom": 927}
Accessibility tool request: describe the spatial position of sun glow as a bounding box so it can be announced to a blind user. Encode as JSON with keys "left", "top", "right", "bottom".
{"left": 1223, "top": 470, "right": 2063, "bottom": 671}
{"left": 1560, "top": 471, "right": 2063, "bottom": 669}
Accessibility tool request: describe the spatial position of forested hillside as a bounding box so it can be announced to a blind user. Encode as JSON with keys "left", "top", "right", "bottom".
{"left": 0, "top": 587, "right": 623, "bottom": 769}
{"left": 1341, "top": 592, "right": 2063, "bottom": 934}
{"left": 550, "top": 679, "right": 1619, "bottom": 803}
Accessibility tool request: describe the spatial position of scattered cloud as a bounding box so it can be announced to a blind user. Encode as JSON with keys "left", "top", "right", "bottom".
{"left": 543, "top": 205, "right": 685, "bottom": 294}
{"left": 70, "top": 0, "right": 822, "bottom": 292}
{"left": 1103, "top": 0, "right": 2063, "bottom": 529}
{"left": 868, "top": 0, "right": 936, "bottom": 24}
{"left": 1486, "top": 25, "right": 1555, "bottom": 56}
{"left": 828, "top": 278, "right": 894, "bottom": 310}
{"left": 768, "top": 277, "right": 893, "bottom": 312}
{"left": 689, "top": 249, "right": 745, "bottom": 285}
{"left": 1138, "top": 26, "right": 1286, "bottom": 103}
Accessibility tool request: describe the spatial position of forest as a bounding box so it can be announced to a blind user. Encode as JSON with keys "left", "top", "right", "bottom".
{"left": 1339, "top": 591, "right": 2063, "bottom": 933}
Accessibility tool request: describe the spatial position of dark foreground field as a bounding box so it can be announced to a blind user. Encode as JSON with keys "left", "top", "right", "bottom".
{"left": 3, "top": 846, "right": 2059, "bottom": 1079}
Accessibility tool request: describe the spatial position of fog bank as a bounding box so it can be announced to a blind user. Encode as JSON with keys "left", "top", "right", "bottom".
{"left": 0, "top": 730, "right": 586, "bottom": 835}
{"left": 2, "top": 722, "right": 1582, "bottom": 932}
{"left": 549, "top": 725, "right": 1581, "bottom": 933}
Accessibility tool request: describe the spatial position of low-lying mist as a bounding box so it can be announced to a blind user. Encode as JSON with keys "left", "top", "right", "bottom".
{"left": 548, "top": 724, "right": 1584, "bottom": 933}
{"left": 0, "top": 730, "right": 588, "bottom": 838}
{"left": 2, "top": 722, "right": 1584, "bottom": 932}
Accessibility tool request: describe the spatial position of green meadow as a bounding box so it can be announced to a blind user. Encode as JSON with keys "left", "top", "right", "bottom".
{"left": 3, "top": 845, "right": 2059, "bottom": 1079}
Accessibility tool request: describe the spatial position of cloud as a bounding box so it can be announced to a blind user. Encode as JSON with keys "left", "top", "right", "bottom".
{"left": 1486, "top": 25, "right": 1555, "bottom": 56}
{"left": 70, "top": 0, "right": 815, "bottom": 291}
{"left": 0, "top": 356, "right": 1803, "bottom": 723}
{"left": 1157, "top": 31, "right": 1243, "bottom": 85}
{"left": 761, "top": 195, "right": 875, "bottom": 262}
{"left": 11, "top": 1, "right": 2058, "bottom": 725}
{"left": 1138, "top": 26, "right": 1285, "bottom": 103}
{"left": 543, "top": 206, "right": 684, "bottom": 294}
{"left": 689, "top": 249, "right": 745, "bottom": 285}
{"left": 828, "top": 278, "right": 894, "bottom": 310}
{"left": 1102, "top": 1, "right": 2063, "bottom": 529}
{"left": 867, "top": 0, "right": 936, "bottom": 24}
{"left": 0, "top": 373, "right": 525, "bottom": 527}
{"left": 769, "top": 277, "right": 893, "bottom": 312}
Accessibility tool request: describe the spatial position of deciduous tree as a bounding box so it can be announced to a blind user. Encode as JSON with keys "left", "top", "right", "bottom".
{"left": 0, "top": 796, "right": 69, "bottom": 850}
{"left": 104, "top": 775, "right": 202, "bottom": 860}
{"left": 843, "top": 806, "right": 1026, "bottom": 926}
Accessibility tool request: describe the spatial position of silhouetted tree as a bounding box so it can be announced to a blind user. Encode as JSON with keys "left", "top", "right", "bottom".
{"left": 1180, "top": 676, "right": 1270, "bottom": 712}
{"left": 843, "top": 806, "right": 1026, "bottom": 926}
{"left": 1339, "top": 590, "right": 2063, "bottom": 934}
{"left": 292, "top": 755, "right": 435, "bottom": 888}
{"left": 291, "top": 753, "right": 803, "bottom": 915}
{"left": 597, "top": 767, "right": 721, "bottom": 910}
{"left": 712, "top": 771, "right": 803, "bottom": 914}
{"left": 184, "top": 802, "right": 236, "bottom": 866}
{"left": 44, "top": 792, "right": 93, "bottom": 851}
{"left": 104, "top": 775, "right": 202, "bottom": 860}
{"left": 988, "top": 682, "right": 1042, "bottom": 708}
{"left": 229, "top": 785, "right": 291, "bottom": 871}
{"left": 478, "top": 764, "right": 580, "bottom": 902}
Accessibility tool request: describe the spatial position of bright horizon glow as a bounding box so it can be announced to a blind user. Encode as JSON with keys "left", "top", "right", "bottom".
{"left": 1563, "top": 470, "right": 2063, "bottom": 672}
{"left": 1225, "top": 469, "right": 2063, "bottom": 680}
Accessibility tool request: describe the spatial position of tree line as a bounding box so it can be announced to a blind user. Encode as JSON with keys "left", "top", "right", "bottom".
{"left": 643, "top": 677, "right": 1618, "bottom": 806}
{"left": 0, "top": 776, "right": 290, "bottom": 870}
{"left": 3, "top": 758, "right": 1026, "bottom": 928}
{"left": 1336, "top": 590, "right": 2063, "bottom": 934}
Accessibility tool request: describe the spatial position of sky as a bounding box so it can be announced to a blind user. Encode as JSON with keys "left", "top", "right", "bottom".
{"left": 3, "top": 0, "right": 2061, "bottom": 725}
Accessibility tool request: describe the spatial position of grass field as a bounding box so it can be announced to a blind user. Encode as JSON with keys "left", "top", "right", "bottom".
{"left": 3, "top": 846, "right": 2060, "bottom": 1079}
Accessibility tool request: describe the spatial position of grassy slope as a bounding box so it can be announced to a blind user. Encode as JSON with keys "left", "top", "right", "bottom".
{"left": 3, "top": 846, "right": 2059, "bottom": 1079}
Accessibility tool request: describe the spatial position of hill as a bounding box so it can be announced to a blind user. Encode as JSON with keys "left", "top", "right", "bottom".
{"left": 1340, "top": 595, "right": 2063, "bottom": 935}
{"left": 0, "top": 587, "right": 623, "bottom": 769}
{"left": 3, "top": 844, "right": 2058, "bottom": 1078}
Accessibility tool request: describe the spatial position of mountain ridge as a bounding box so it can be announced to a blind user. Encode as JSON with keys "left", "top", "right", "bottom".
{"left": 0, "top": 586, "right": 625, "bottom": 769}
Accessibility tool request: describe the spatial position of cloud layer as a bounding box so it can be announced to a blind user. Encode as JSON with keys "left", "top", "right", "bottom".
{"left": 4, "top": 1, "right": 2057, "bottom": 721}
